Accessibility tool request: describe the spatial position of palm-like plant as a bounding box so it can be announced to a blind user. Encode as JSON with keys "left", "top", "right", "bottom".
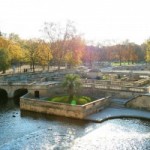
{"left": 63, "top": 74, "right": 81, "bottom": 103}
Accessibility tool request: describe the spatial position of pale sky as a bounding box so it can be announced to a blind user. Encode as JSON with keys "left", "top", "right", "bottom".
{"left": 1, "top": 0, "right": 150, "bottom": 44}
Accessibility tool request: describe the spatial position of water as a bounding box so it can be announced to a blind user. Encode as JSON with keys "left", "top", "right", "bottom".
{"left": 0, "top": 100, "right": 150, "bottom": 150}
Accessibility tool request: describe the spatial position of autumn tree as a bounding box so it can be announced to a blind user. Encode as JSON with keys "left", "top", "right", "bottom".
{"left": 141, "top": 43, "right": 146, "bottom": 62}
{"left": 36, "top": 40, "right": 52, "bottom": 70}
{"left": 0, "top": 31, "right": 2, "bottom": 37}
{"left": 42, "top": 20, "right": 77, "bottom": 70}
{"left": 0, "top": 37, "right": 12, "bottom": 73}
{"left": 82, "top": 46, "right": 99, "bottom": 68}
{"left": 9, "top": 33, "right": 20, "bottom": 43}
{"left": 65, "top": 36, "right": 85, "bottom": 68}
{"left": 145, "top": 39, "right": 150, "bottom": 63}
{"left": 0, "top": 48, "right": 10, "bottom": 73}
{"left": 113, "top": 44, "right": 124, "bottom": 66}
{"left": 128, "top": 46, "right": 138, "bottom": 64}
{"left": 121, "top": 42, "right": 138, "bottom": 64}
{"left": 0, "top": 36, "right": 24, "bottom": 73}
{"left": 23, "top": 39, "right": 39, "bottom": 72}
{"left": 8, "top": 33, "right": 26, "bottom": 71}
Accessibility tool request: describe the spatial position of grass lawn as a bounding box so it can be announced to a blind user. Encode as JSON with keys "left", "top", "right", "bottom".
{"left": 111, "top": 61, "right": 145, "bottom": 66}
{"left": 111, "top": 62, "right": 132, "bottom": 66}
{"left": 46, "top": 95, "right": 92, "bottom": 105}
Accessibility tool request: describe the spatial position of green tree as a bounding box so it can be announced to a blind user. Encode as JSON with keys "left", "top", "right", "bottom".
{"left": 145, "top": 40, "right": 150, "bottom": 63}
{"left": 0, "top": 48, "right": 10, "bottom": 73}
{"left": 62, "top": 74, "right": 81, "bottom": 103}
{"left": 0, "top": 37, "right": 11, "bottom": 73}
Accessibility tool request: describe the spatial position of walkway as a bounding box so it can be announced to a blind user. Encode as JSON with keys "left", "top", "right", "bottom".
{"left": 85, "top": 107, "right": 150, "bottom": 123}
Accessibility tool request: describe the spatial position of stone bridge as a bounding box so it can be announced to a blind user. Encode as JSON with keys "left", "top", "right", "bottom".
{"left": 0, "top": 81, "right": 57, "bottom": 98}
{"left": 0, "top": 82, "right": 29, "bottom": 98}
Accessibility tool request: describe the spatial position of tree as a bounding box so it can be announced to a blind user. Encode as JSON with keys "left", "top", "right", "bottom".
{"left": 65, "top": 36, "right": 85, "bottom": 68}
{"left": 36, "top": 40, "right": 52, "bottom": 71}
{"left": 0, "top": 37, "right": 11, "bottom": 73}
{"left": 42, "top": 20, "right": 77, "bottom": 70}
{"left": 8, "top": 34, "right": 27, "bottom": 66}
{"left": 0, "top": 31, "right": 2, "bottom": 37}
{"left": 145, "top": 39, "right": 150, "bottom": 63}
{"left": 82, "top": 45, "right": 98, "bottom": 68}
{"left": 9, "top": 42, "right": 24, "bottom": 64}
{"left": 113, "top": 44, "right": 124, "bottom": 66}
{"left": 0, "top": 48, "right": 10, "bottom": 73}
{"left": 23, "top": 39, "right": 39, "bottom": 72}
{"left": 63, "top": 74, "right": 81, "bottom": 103}
{"left": 9, "top": 33, "right": 20, "bottom": 43}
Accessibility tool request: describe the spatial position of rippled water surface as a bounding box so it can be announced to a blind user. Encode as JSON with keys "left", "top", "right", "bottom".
{"left": 0, "top": 100, "right": 150, "bottom": 150}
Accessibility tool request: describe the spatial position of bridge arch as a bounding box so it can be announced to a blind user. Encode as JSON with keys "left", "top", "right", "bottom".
{"left": 0, "top": 88, "right": 8, "bottom": 105}
{"left": 13, "top": 88, "right": 28, "bottom": 105}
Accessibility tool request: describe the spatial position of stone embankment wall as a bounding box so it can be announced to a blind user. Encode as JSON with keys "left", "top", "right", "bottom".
{"left": 125, "top": 95, "right": 150, "bottom": 111}
{"left": 20, "top": 93, "right": 110, "bottom": 119}
{"left": 82, "top": 78, "right": 150, "bottom": 87}
{"left": 79, "top": 87, "right": 147, "bottom": 99}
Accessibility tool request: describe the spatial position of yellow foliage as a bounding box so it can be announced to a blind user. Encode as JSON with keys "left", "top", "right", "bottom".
{"left": 0, "top": 37, "right": 24, "bottom": 61}
{"left": 36, "top": 41, "right": 53, "bottom": 65}
{"left": 8, "top": 43, "right": 24, "bottom": 60}
{"left": 146, "top": 40, "right": 150, "bottom": 62}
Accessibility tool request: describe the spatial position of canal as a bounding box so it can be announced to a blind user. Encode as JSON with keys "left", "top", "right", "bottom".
{"left": 0, "top": 100, "right": 150, "bottom": 150}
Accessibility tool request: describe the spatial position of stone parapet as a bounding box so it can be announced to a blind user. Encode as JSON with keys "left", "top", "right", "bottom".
{"left": 20, "top": 93, "right": 110, "bottom": 119}
{"left": 125, "top": 94, "right": 150, "bottom": 111}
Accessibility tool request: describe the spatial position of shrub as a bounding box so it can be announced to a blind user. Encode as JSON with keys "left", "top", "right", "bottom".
{"left": 47, "top": 95, "right": 92, "bottom": 105}
{"left": 50, "top": 96, "right": 68, "bottom": 103}
{"left": 77, "top": 98, "right": 88, "bottom": 105}
{"left": 81, "top": 96, "right": 91, "bottom": 102}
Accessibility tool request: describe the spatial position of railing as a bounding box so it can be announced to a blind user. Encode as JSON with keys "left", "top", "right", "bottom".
{"left": 82, "top": 78, "right": 150, "bottom": 87}
{"left": 0, "top": 81, "right": 33, "bottom": 86}
{"left": 82, "top": 83, "right": 149, "bottom": 93}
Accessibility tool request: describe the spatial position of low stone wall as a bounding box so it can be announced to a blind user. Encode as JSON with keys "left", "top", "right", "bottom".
{"left": 82, "top": 83, "right": 149, "bottom": 93}
{"left": 80, "top": 87, "right": 148, "bottom": 99}
{"left": 20, "top": 93, "right": 110, "bottom": 119}
{"left": 125, "top": 95, "right": 150, "bottom": 111}
{"left": 134, "top": 79, "right": 150, "bottom": 87}
{"left": 82, "top": 78, "right": 150, "bottom": 87}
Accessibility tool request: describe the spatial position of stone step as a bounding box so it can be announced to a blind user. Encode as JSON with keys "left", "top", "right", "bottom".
{"left": 110, "top": 103, "right": 125, "bottom": 108}
{"left": 110, "top": 99, "right": 128, "bottom": 108}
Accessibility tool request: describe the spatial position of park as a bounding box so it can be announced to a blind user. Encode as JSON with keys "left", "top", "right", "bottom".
{"left": 1, "top": 10, "right": 150, "bottom": 149}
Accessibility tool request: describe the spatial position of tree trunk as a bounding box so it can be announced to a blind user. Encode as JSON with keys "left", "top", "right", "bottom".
{"left": 57, "top": 61, "right": 61, "bottom": 71}
{"left": 68, "top": 85, "right": 74, "bottom": 103}
{"left": 2, "top": 69, "right": 5, "bottom": 74}
{"left": 68, "top": 94, "right": 74, "bottom": 103}
{"left": 47, "top": 63, "right": 50, "bottom": 72}
{"left": 32, "top": 61, "right": 35, "bottom": 72}
{"left": 119, "top": 59, "right": 122, "bottom": 66}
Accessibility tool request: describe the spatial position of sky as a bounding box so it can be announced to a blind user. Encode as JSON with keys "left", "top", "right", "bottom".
{"left": 1, "top": 0, "right": 150, "bottom": 45}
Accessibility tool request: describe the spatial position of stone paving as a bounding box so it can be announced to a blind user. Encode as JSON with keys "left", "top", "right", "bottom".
{"left": 85, "top": 107, "right": 150, "bottom": 123}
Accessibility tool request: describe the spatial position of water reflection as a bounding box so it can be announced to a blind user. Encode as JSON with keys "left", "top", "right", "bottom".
{"left": 72, "top": 119, "right": 150, "bottom": 150}
{"left": 0, "top": 100, "right": 150, "bottom": 150}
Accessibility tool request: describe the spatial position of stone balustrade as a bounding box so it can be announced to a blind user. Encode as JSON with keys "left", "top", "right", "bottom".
{"left": 82, "top": 78, "right": 150, "bottom": 88}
